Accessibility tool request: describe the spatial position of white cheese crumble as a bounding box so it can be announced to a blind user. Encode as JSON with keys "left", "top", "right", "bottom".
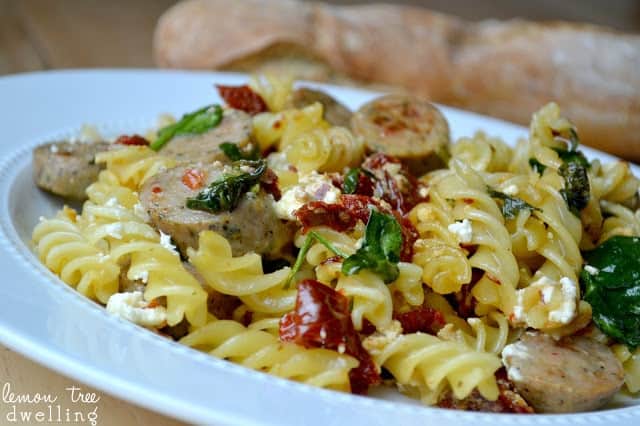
{"left": 448, "top": 219, "right": 473, "bottom": 244}
{"left": 159, "top": 230, "right": 178, "bottom": 255}
{"left": 130, "top": 269, "right": 149, "bottom": 284}
{"left": 418, "top": 186, "right": 429, "bottom": 198}
{"left": 105, "top": 197, "right": 119, "bottom": 207}
{"left": 106, "top": 291, "right": 166, "bottom": 328}
{"left": 501, "top": 340, "right": 532, "bottom": 383}
{"left": 274, "top": 171, "right": 342, "bottom": 220}
{"left": 362, "top": 320, "right": 402, "bottom": 355}
{"left": 548, "top": 277, "right": 578, "bottom": 324}
{"left": 541, "top": 285, "right": 555, "bottom": 304}
{"left": 502, "top": 184, "right": 519, "bottom": 196}
{"left": 103, "top": 222, "right": 123, "bottom": 239}
{"left": 133, "top": 202, "right": 149, "bottom": 222}
{"left": 584, "top": 265, "right": 599, "bottom": 275}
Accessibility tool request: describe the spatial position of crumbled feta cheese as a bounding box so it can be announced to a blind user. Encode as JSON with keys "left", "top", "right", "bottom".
{"left": 130, "top": 269, "right": 149, "bottom": 284}
{"left": 106, "top": 291, "right": 166, "bottom": 328}
{"left": 266, "top": 152, "right": 290, "bottom": 171}
{"left": 133, "top": 203, "right": 148, "bottom": 221}
{"left": 159, "top": 230, "right": 178, "bottom": 254}
{"left": 71, "top": 124, "right": 102, "bottom": 143}
{"left": 548, "top": 277, "right": 578, "bottom": 324}
{"left": 602, "top": 265, "right": 616, "bottom": 273}
{"left": 105, "top": 197, "right": 119, "bottom": 207}
{"left": 502, "top": 184, "right": 519, "bottom": 196}
{"left": 541, "top": 285, "right": 555, "bottom": 304}
{"left": 512, "top": 291, "right": 524, "bottom": 322}
{"left": 584, "top": 265, "right": 599, "bottom": 275}
{"left": 103, "top": 223, "right": 123, "bottom": 239}
{"left": 362, "top": 320, "right": 402, "bottom": 355}
{"left": 337, "top": 343, "right": 346, "bottom": 354}
{"left": 502, "top": 341, "right": 532, "bottom": 382}
{"left": 448, "top": 219, "right": 473, "bottom": 244}
{"left": 418, "top": 186, "right": 429, "bottom": 198}
{"left": 274, "top": 172, "right": 342, "bottom": 220}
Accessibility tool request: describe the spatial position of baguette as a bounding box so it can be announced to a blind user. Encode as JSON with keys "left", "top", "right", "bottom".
{"left": 154, "top": 0, "right": 640, "bottom": 162}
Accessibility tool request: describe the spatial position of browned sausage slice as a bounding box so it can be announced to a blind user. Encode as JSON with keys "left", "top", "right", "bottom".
{"left": 139, "top": 162, "right": 293, "bottom": 258}
{"left": 351, "top": 94, "right": 450, "bottom": 176}
{"left": 33, "top": 140, "right": 110, "bottom": 200}
{"left": 501, "top": 331, "right": 624, "bottom": 413}
{"left": 162, "top": 108, "right": 252, "bottom": 164}
{"left": 290, "top": 87, "right": 353, "bottom": 127}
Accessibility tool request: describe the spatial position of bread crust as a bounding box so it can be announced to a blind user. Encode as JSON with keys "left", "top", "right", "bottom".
{"left": 154, "top": 0, "right": 640, "bottom": 161}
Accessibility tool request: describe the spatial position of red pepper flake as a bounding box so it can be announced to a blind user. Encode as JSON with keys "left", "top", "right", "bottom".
{"left": 151, "top": 185, "right": 163, "bottom": 194}
{"left": 280, "top": 279, "right": 380, "bottom": 394}
{"left": 394, "top": 307, "right": 446, "bottom": 335}
{"left": 181, "top": 168, "right": 206, "bottom": 190}
{"left": 216, "top": 84, "right": 268, "bottom": 115}
{"left": 115, "top": 134, "right": 150, "bottom": 146}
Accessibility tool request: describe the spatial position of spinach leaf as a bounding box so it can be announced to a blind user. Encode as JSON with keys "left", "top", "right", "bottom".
{"left": 529, "top": 158, "right": 547, "bottom": 174}
{"left": 342, "top": 168, "right": 376, "bottom": 194}
{"left": 343, "top": 168, "right": 362, "bottom": 194}
{"left": 284, "top": 231, "right": 349, "bottom": 289}
{"left": 488, "top": 187, "right": 540, "bottom": 220}
{"left": 220, "top": 142, "right": 260, "bottom": 162}
{"left": 150, "top": 104, "right": 223, "bottom": 151}
{"left": 342, "top": 210, "right": 402, "bottom": 283}
{"left": 552, "top": 128, "right": 591, "bottom": 216}
{"left": 581, "top": 236, "right": 640, "bottom": 348}
{"left": 186, "top": 160, "right": 266, "bottom": 213}
{"left": 559, "top": 156, "right": 590, "bottom": 216}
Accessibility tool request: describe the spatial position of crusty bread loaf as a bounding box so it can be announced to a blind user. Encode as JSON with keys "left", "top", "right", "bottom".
{"left": 154, "top": 0, "right": 640, "bottom": 162}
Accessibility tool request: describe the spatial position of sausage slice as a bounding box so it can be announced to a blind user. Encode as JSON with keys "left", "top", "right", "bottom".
{"left": 351, "top": 94, "right": 450, "bottom": 176}
{"left": 501, "top": 331, "right": 624, "bottom": 413}
{"left": 290, "top": 87, "right": 353, "bottom": 127}
{"left": 33, "top": 140, "right": 110, "bottom": 200}
{"left": 139, "top": 162, "right": 293, "bottom": 258}
{"left": 162, "top": 108, "right": 253, "bottom": 164}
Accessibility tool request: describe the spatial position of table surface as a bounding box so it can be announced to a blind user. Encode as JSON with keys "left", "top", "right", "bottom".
{"left": 1, "top": 0, "right": 639, "bottom": 425}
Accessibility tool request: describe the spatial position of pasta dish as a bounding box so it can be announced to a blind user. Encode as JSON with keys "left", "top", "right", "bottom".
{"left": 31, "top": 76, "right": 640, "bottom": 414}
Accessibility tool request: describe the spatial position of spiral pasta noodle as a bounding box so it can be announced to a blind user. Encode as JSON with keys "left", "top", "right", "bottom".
{"left": 366, "top": 331, "right": 501, "bottom": 403}
{"left": 612, "top": 344, "right": 640, "bottom": 393}
{"left": 180, "top": 319, "right": 358, "bottom": 391}
{"left": 32, "top": 208, "right": 120, "bottom": 303}
{"left": 428, "top": 159, "right": 518, "bottom": 315}
{"left": 285, "top": 126, "right": 364, "bottom": 174}
{"left": 450, "top": 131, "right": 513, "bottom": 173}
{"left": 437, "top": 311, "right": 510, "bottom": 355}
{"left": 95, "top": 146, "right": 175, "bottom": 190}
{"left": 188, "top": 230, "right": 294, "bottom": 315}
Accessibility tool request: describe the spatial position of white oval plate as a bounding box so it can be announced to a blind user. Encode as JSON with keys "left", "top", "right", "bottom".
{"left": 0, "top": 70, "right": 637, "bottom": 425}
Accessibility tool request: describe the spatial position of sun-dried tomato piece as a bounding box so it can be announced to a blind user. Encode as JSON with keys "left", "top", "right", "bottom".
{"left": 295, "top": 201, "right": 359, "bottom": 234}
{"left": 259, "top": 167, "right": 281, "bottom": 201}
{"left": 181, "top": 168, "right": 206, "bottom": 190}
{"left": 394, "top": 307, "right": 445, "bottom": 335}
{"left": 115, "top": 134, "right": 150, "bottom": 146}
{"left": 216, "top": 84, "right": 268, "bottom": 115}
{"left": 280, "top": 279, "right": 380, "bottom": 394}
{"left": 362, "top": 153, "right": 427, "bottom": 214}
